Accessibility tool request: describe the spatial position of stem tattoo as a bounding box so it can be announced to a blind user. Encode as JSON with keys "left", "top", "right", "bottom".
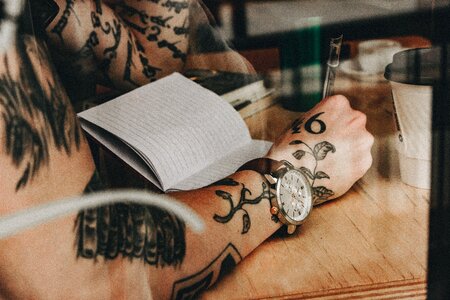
{"left": 290, "top": 113, "right": 336, "bottom": 205}
{"left": 211, "top": 178, "right": 272, "bottom": 234}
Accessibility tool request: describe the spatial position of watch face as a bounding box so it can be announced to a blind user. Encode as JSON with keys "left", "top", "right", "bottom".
{"left": 276, "top": 169, "right": 312, "bottom": 224}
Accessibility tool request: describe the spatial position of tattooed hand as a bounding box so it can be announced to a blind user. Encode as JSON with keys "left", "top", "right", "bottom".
{"left": 266, "top": 95, "right": 374, "bottom": 205}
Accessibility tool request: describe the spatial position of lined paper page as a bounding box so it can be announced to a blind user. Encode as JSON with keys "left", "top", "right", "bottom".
{"left": 172, "top": 140, "right": 272, "bottom": 191}
{"left": 78, "top": 73, "right": 252, "bottom": 190}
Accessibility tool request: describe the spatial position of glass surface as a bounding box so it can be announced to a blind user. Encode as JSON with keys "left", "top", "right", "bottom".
{"left": 1, "top": 0, "right": 449, "bottom": 298}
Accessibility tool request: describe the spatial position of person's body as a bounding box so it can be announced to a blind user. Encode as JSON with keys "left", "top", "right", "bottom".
{"left": 31, "top": 0, "right": 253, "bottom": 102}
{"left": 0, "top": 1, "right": 373, "bottom": 299}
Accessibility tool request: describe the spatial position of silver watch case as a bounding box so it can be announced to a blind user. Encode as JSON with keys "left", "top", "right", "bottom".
{"left": 265, "top": 161, "right": 313, "bottom": 234}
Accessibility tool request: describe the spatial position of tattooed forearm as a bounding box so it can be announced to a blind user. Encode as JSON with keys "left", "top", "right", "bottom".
{"left": 0, "top": 37, "right": 81, "bottom": 191}
{"left": 289, "top": 112, "right": 335, "bottom": 205}
{"left": 212, "top": 178, "right": 273, "bottom": 234}
{"left": 171, "top": 243, "right": 242, "bottom": 300}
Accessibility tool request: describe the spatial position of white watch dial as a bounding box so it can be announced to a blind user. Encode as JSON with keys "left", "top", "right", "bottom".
{"left": 277, "top": 169, "right": 312, "bottom": 223}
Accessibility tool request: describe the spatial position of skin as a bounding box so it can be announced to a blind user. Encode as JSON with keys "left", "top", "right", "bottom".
{"left": 0, "top": 1, "right": 374, "bottom": 299}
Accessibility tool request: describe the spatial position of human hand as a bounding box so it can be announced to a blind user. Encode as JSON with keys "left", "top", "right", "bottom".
{"left": 266, "top": 95, "right": 374, "bottom": 205}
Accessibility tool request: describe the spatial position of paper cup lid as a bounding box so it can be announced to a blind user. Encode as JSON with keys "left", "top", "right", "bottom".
{"left": 384, "top": 46, "right": 449, "bottom": 86}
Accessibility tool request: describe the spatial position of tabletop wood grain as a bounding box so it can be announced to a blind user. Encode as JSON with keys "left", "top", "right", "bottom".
{"left": 200, "top": 71, "right": 429, "bottom": 299}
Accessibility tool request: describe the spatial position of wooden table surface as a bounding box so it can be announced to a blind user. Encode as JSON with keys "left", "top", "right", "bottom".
{"left": 201, "top": 70, "right": 430, "bottom": 299}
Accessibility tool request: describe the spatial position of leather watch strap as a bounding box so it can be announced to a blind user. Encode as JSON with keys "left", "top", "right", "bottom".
{"left": 237, "top": 158, "right": 284, "bottom": 175}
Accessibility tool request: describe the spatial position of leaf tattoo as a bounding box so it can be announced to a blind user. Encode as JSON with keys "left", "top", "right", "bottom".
{"left": 293, "top": 150, "right": 306, "bottom": 160}
{"left": 313, "top": 186, "right": 335, "bottom": 205}
{"left": 313, "top": 141, "right": 336, "bottom": 160}
{"left": 289, "top": 140, "right": 304, "bottom": 145}
{"left": 314, "top": 171, "right": 330, "bottom": 179}
{"left": 242, "top": 213, "right": 251, "bottom": 234}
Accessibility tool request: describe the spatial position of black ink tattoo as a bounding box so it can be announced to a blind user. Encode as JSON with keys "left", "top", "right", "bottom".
{"left": 173, "top": 18, "right": 188, "bottom": 37}
{"left": 103, "top": 20, "right": 122, "bottom": 61}
{"left": 212, "top": 179, "right": 272, "bottom": 234}
{"left": 291, "top": 118, "right": 304, "bottom": 134}
{"left": 0, "top": 37, "right": 82, "bottom": 191}
{"left": 304, "top": 112, "right": 326, "bottom": 134}
{"left": 150, "top": 15, "right": 173, "bottom": 28}
{"left": 75, "top": 31, "right": 100, "bottom": 59}
{"left": 90, "top": 11, "right": 125, "bottom": 86}
{"left": 91, "top": 11, "right": 112, "bottom": 34}
{"left": 77, "top": 173, "right": 186, "bottom": 267}
{"left": 289, "top": 139, "right": 336, "bottom": 205}
{"left": 147, "top": 25, "right": 162, "bottom": 41}
{"left": 289, "top": 113, "right": 334, "bottom": 204}
{"left": 51, "top": 0, "right": 79, "bottom": 42}
{"left": 291, "top": 112, "right": 327, "bottom": 135}
{"left": 122, "top": 18, "right": 149, "bottom": 35}
{"left": 94, "top": 0, "right": 102, "bottom": 14}
{"left": 171, "top": 243, "right": 242, "bottom": 300}
{"left": 123, "top": 41, "right": 139, "bottom": 87}
{"left": 162, "top": 0, "right": 189, "bottom": 14}
{"left": 139, "top": 51, "right": 161, "bottom": 80}
{"left": 157, "top": 39, "right": 187, "bottom": 62}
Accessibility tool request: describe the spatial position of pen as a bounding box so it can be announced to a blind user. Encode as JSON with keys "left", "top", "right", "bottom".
{"left": 322, "top": 35, "right": 343, "bottom": 99}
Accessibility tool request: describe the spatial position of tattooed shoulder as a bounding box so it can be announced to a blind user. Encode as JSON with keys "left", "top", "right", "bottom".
{"left": 0, "top": 36, "right": 82, "bottom": 191}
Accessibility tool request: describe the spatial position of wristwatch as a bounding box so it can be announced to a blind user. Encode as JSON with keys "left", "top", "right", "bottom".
{"left": 237, "top": 158, "right": 313, "bottom": 234}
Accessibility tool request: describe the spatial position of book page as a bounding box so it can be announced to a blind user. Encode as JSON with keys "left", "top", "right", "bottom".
{"left": 78, "top": 73, "right": 252, "bottom": 190}
{"left": 171, "top": 139, "right": 272, "bottom": 191}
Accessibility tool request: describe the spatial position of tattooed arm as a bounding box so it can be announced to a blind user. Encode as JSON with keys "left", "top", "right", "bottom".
{"left": 40, "top": 0, "right": 182, "bottom": 91}
{"left": 160, "top": 95, "right": 374, "bottom": 299}
{"left": 36, "top": 0, "right": 250, "bottom": 97}
{"left": 72, "top": 95, "right": 373, "bottom": 300}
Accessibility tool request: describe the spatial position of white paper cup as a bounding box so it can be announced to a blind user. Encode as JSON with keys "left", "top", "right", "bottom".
{"left": 384, "top": 47, "right": 443, "bottom": 189}
{"left": 390, "top": 81, "right": 432, "bottom": 189}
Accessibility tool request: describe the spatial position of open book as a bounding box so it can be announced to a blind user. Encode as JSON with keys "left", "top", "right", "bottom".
{"left": 78, "top": 73, "right": 272, "bottom": 192}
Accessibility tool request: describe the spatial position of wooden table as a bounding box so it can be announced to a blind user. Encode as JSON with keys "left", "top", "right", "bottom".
{"left": 201, "top": 70, "right": 429, "bottom": 299}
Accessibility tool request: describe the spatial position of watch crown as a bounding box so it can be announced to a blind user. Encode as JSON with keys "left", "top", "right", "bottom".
{"left": 270, "top": 206, "right": 279, "bottom": 215}
{"left": 287, "top": 225, "right": 297, "bottom": 234}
